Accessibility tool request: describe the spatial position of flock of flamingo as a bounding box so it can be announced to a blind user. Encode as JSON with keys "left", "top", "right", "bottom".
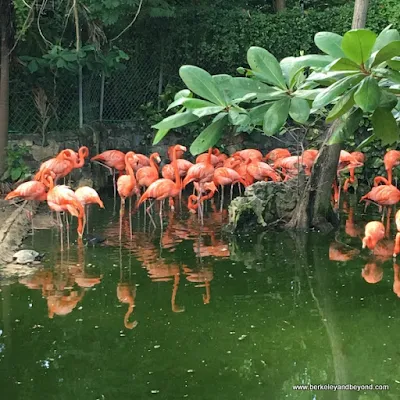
{"left": 5, "top": 142, "right": 400, "bottom": 257}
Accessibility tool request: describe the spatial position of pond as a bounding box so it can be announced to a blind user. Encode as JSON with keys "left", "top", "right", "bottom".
{"left": 0, "top": 193, "right": 399, "bottom": 400}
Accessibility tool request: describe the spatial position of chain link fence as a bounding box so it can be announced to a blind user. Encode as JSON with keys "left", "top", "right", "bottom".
{"left": 8, "top": 50, "right": 166, "bottom": 136}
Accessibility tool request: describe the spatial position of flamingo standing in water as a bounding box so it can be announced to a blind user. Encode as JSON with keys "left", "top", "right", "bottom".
{"left": 383, "top": 150, "right": 400, "bottom": 185}
{"left": 34, "top": 150, "right": 76, "bottom": 184}
{"left": 182, "top": 148, "right": 215, "bottom": 224}
{"left": 362, "top": 221, "right": 385, "bottom": 250}
{"left": 213, "top": 167, "right": 246, "bottom": 211}
{"left": 137, "top": 145, "right": 187, "bottom": 228}
{"left": 117, "top": 152, "right": 140, "bottom": 239}
{"left": 90, "top": 150, "right": 126, "bottom": 203}
{"left": 44, "top": 173, "right": 85, "bottom": 251}
{"left": 74, "top": 186, "right": 105, "bottom": 233}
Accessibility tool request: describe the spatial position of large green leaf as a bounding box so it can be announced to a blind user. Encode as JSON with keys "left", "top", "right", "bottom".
{"left": 263, "top": 98, "right": 290, "bottom": 135}
{"left": 387, "top": 57, "right": 400, "bottom": 70}
{"left": 152, "top": 111, "right": 199, "bottom": 130}
{"left": 314, "top": 32, "right": 345, "bottom": 58}
{"left": 183, "top": 99, "right": 219, "bottom": 109}
{"left": 229, "top": 77, "right": 278, "bottom": 101}
{"left": 372, "top": 26, "right": 400, "bottom": 52}
{"left": 192, "top": 106, "right": 225, "bottom": 118}
{"left": 328, "top": 58, "right": 360, "bottom": 71}
{"left": 280, "top": 55, "right": 332, "bottom": 85}
{"left": 328, "top": 108, "right": 363, "bottom": 144}
{"left": 247, "top": 47, "right": 287, "bottom": 90}
{"left": 228, "top": 110, "right": 250, "bottom": 126}
{"left": 293, "top": 89, "right": 323, "bottom": 100}
{"left": 248, "top": 103, "right": 273, "bottom": 125}
{"left": 355, "top": 134, "right": 377, "bottom": 151}
{"left": 190, "top": 114, "right": 229, "bottom": 155}
{"left": 179, "top": 66, "right": 227, "bottom": 106}
{"left": 371, "top": 41, "right": 400, "bottom": 67}
{"left": 372, "top": 107, "right": 399, "bottom": 145}
{"left": 379, "top": 90, "right": 398, "bottom": 110}
{"left": 313, "top": 73, "right": 363, "bottom": 109}
{"left": 354, "top": 76, "right": 381, "bottom": 112}
{"left": 341, "top": 29, "right": 377, "bottom": 65}
{"left": 289, "top": 97, "right": 310, "bottom": 123}
{"left": 326, "top": 87, "right": 356, "bottom": 122}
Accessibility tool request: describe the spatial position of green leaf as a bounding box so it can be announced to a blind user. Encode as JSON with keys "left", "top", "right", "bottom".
{"left": 248, "top": 103, "right": 273, "bottom": 125}
{"left": 372, "top": 107, "right": 399, "bottom": 145}
{"left": 152, "top": 111, "right": 199, "bottom": 130}
{"left": 371, "top": 41, "right": 400, "bottom": 67}
{"left": 27, "top": 60, "right": 38, "bottom": 73}
{"left": 62, "top": 52, "right": 77, "bottom": 62}
{"left": 153, "top": 128, "right": 170, "bottom": 145}
{"left": 192, "top": 106, "right": 225, "bottom": 118}
{"left": 247, "top": 47, "right": 287, "bottom": 90}
{"left": 387, "top": 57, "right": 400, "bottom": 70}
{"left": 179, "top": 65, "right": 226, "bottom": 106}
{"left": 355, "top": 134, "right": 376, "bottom": 151}
{"left": 228, "top": 110, "right": 250, "bottom": 126}
{"left": 280, "top": 55, "right": 332, "bottom": 84}
{"left": 183, "top": 99, "right": 219, "bottom": 109}
{"left": 190, "top": 114, "right": 229, "bottom": 155}
{"left": 314, "top": 32, "right": 345, "bottom": 58}
{"left": 328, "top": 58, "right": 360, "bottom": 71}
{"left": 379, "top": 90, "right": 398, "bottom": 110}
{"left": 56, "top": 58, "right": 67, "bottom": 69}
{"left": 341, "top": 29, "right": 377, "bottom": 65}
{"left": 293, "top": 89, "right": 323, "bottom": 100}
{"left": 11, "top": 168, "right": 22, "bottom": 181}
{"left": 326, "top": 87, "right": 356, "bottom": 122}
{"left": 263, "top": 98, "right": 290, "bottom": 135}
{"left": 289, "top": 97, "right": 310, "bottom": 123}
{"left": 313, "top": 74, "right": 363, "bottom": 109}
{"left": 174, "top": 89, "right": 192, "bottom": 101}
{"left": 328, "top": 108, "right": 363, "bottom": 145}
{"left": 354, "top": 76, "right": 381, "bottom": 112}
{"left": 372, "top": 26, "right": 400, "bottom": 52}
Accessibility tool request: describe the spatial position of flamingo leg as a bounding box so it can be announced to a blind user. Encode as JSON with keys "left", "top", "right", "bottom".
{"left": 220, "top": 185, "right": 224, "bottom": 213}
{"left": 159, "top": 200, "right": 164, "bottom": 231}
{"left": 129, "top": 197, "right": 132, "bottom": 239}
{"left": 146, "top": 200, "right": 157, "bottom": 229}
{"left": 86, "top": 205, "right": 89, "bottom": 234}
{"left": 119, "top": 198, "right": 125, "bottom": 241}
{"left": 57, "top": 212, "right": 64, "bottom": 252}
{"left": 238, "top": 183, "right": 242, "bottom": 196}
{"left": 230, "top": 183, "right": 234, "bottom": 202}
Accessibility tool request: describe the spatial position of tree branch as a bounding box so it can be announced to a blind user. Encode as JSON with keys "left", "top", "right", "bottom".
{"left": 110, "top": 0, "right": 143, "bottom": 44}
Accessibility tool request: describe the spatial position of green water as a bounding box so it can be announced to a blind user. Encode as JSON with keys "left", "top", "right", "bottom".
{"left": 1, "top": 195, "right": 400, "bottom": 400}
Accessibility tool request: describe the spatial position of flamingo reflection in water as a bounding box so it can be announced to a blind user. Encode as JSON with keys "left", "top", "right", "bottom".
{"left": 362, "top": 260, "right": 384, "bottom": 284}
{"left": 393, "top": 264, "right": 400, "bottom": 297}
{"left": 117, "top": 245, "right": 138, "bottom": 329}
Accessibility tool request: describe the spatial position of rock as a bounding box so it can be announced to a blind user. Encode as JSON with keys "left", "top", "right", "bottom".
{"left": 31, "top": 140, "right": 60, "bottom": 161}
{"left": 225, "top": 175, "right": 305, "bottom": 234}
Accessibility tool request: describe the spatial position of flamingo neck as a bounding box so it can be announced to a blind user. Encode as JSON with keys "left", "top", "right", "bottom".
{"left": 76, "top": 147, "right": 88, "bottom": 167}
{"left": 207, "top": 147, "right": 212, "bottom": 165}
{"left": 172, "top": 147, "right": 181, "bottom": 188}
{"left": 150, "top": 154, "right": 158, "bottom": 172}
{"left": 125, "top": 154, "right": 137, "bottom": 188}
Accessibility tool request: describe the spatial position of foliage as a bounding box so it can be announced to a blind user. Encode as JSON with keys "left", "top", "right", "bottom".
{"left": 1, "top": 146, "right": 32, "bottom": 182}
{"left": 152, "top": 24, "right": 400, "bottom": 156}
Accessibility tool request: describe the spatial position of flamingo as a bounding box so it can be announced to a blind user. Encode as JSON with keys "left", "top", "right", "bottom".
{"left": 90, "top": 150, "right": 126, "bottom": 203}
{"left": 74, "top": 186, "right": 105, "bottom": 234}
{"left": 34, "top": 149, "right": 76, "bottom": 184}
{"left": 45, "top": 173, "right": 85, "bottom": 251}
{"left": 264, "top": 148, "right": 291, "bottom": 165}
{"left": 362, "top": 221, "right": 385, "bottom": 250}
{"left": 5, "top": 180, "right": 48, "bottom": 233}
{"left": 117, "top": 152, "right": 140, "bottom": 239}
{"left": 130, "top": 152, "right": 151, "bottom": 173}
{"left": 196, "top": 151, "right": 219, "bottom": 166}
{"left": 137, "top": 145, "right": 187, "bottom": 228}
{"left": 167, "top": 145, "right": 185, "bottom": 161}
{"left": 213, "top": 167, "right": 246, "bottom": 211}
{"left": 383, "top": 150, "right": 400, "bottom": 185}
{"left": 232, "top": 149, "right": 263, "bottom": 161}
{"left": 182, "top": 147, "right": 215, "bottom": 224}
{"left": 393, "top": 210, "right": 400, "bottom": 258}
{"left": 246, "top": 161, "right": 281, "bottom": 183}
{"left": 343, "top": 151, "right": 365, "bottom": 192}
{"left": 136, "top": 152, "right": 161, "bottom": 191}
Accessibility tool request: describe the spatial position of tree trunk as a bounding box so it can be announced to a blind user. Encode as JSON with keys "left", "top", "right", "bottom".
{"left": 352, "top": 0, "right": 369, "bottom": 29}
{"left": 0, "top": 1, "right": 11, "bottom": 177}
{"left": 274, "top": 0, "right": 286, "bottom": 12}
{"left": 286, "top": 121, "right": 341, "bottom": 232}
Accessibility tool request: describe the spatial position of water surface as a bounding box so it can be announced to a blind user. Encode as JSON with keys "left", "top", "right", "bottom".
{"left": 0, "top": 195, "right": 399, "bottom": 400}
